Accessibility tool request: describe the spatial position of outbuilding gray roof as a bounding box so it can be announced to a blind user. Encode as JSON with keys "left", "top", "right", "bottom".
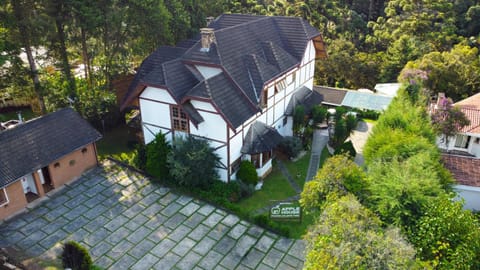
{"left": 0, "top": 108, "right": 102, "bottom": 188}
{"left": 122, "top": 14, "right": 322, "bottom": 129}
{"left": 241, "top": 121, "right": 284, "bottom": 154}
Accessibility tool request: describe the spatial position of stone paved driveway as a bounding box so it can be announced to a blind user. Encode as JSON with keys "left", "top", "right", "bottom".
{"left": 0, "top": 161, "right": 305, "bottom": 269}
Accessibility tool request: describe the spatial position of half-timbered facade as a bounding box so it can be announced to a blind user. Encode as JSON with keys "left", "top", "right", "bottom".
{"left": 122, "top": 14, "right": 326, "bottom": 181}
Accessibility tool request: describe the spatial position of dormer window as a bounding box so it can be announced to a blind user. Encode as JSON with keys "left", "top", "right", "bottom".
{"left": 261, "top": 89, "right": 268, "bottom": 108}
{"left": 171, "top": 105, "right": 189, "bottom": 132}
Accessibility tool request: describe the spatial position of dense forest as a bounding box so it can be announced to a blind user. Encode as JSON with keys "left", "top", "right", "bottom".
{"left": 1, "top": 0, "right": 479, "bottom": 122}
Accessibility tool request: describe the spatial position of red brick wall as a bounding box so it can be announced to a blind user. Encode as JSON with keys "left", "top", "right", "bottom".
{"left": 0, "top": 181, "right": 27, "bottom": 221}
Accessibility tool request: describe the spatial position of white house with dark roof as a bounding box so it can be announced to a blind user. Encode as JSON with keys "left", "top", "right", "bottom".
{"left": 121, "top": 14, "right": 326, "bottom": 181}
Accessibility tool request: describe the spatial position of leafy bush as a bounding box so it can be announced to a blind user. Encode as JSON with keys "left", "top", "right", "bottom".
{"left": 61, "top": 241, "right": 92, "bottom": 270}
{"left": 134, "top": 143, "right": 147, "bottom": 170}
{"left": 279, "top": 136, "right": 303, "bottom": 159}
{"left": 356, "top": 109, "right": 380, "bottom": 120}
{"left": 253, "top": 214, "right": 290, "bottom": 237}
{"left": 146, "top": 132, "right": 171, "bottom": 180}
{"left": 311, "top": 105, "right": 328, "bottom": 124}
{"left": 167, "top": 136, "right": 220, "bottom": 188}
{"left": 334, "top": 141, "right": 356, "bottom": 157}
{"left": 237, "top": 179, "right": 256, "bottom": 198}
{"left": 236, "top": 161, "right": 258, "bottom": 185}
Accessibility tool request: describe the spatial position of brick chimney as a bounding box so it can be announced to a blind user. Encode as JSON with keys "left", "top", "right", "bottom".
{"left": 200, "top": 28, "right": 215, "bottom": 52}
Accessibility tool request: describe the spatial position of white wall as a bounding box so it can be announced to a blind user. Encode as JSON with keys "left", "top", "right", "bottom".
{"left": 454, "top": 185, "right": 480, "bottom": 211}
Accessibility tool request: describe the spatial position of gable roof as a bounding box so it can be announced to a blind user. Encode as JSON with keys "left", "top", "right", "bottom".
{"left": 455, "top": 92, "right": 480, "bottom": 134}
{"left": 241, "top": 121, "right": 284, "bottom": 154}
{"left": 442, "top": 154, "right": 480, "bottom": 187}
{"left": 313, "top": 86, "right": 347, "bottom": 106}
{"left": 0, "top": 108, "right": 102, "bottom": 188}
{"left": 122, "top": 14, "right": 322, "bottom": 129}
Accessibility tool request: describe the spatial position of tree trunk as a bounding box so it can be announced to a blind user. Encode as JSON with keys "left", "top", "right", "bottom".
{"left": 11, "top": 0, "right": 46, "bottom": 114}
{"left": 80, "top": 26, "right": 93, "bottom": 87}
{"left": 54, "top": 4, "right": 76, "bottom": 97}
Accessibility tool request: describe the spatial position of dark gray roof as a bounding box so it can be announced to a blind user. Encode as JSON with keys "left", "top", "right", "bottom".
{"left": 241, "top": 121, "right": 284, "bottom": 154}
{"left": 285, "top": 86, "right": 323, "bottom": 115}
{"left": 313, "top": 86, "right": 348, "bottom": 106}
{"left": 0, "top": 108, "right": 102, "bottom": 188}
{"left": 122, "top": 14, "right": 321, "bottom": 129}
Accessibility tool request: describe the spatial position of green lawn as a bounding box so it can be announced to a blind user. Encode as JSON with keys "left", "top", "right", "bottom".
{"left": 0, "top": 108, "right": 37, "bottom": 122}
{"left": 96, "top": 124, "right": 137, "bottom": 159}
{"left": 285, "top": 151, "right": 311, "bottom": 189}
{"left": 237, "top": 165, "right": 297, "bottom": 214}
{"left": 270, "top": 211, "right": 317, "bottom": 239}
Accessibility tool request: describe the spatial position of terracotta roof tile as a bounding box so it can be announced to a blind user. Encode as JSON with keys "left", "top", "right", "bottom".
{"left": 441, "top": 154, "right": 480, "bottom": 187}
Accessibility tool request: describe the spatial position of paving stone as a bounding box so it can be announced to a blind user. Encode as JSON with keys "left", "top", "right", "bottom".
{"left": 198, "top": 250, "right": 224, "bottom": 269}
{"left": 208, "top": 223, "right": 230, "bottom": 240}
{"left": 193, "top": 236, "right": 216, "bottom": 256}
{"left": 235, "top": 264, "right": 252, "bottom": 270}
{"left": 144, "top": 214, "right": 168, "bottom": 230}
{"left": 220, "top": 252, "right": 243, "bottom": 269}
{"left": 214, "top": 236, "right": 236, "bottom": 255}
{"left": 240, "top": 220, "right": 250, "bottom": 226}
{"left": 131, "top": 253, "right": 159, "bottom": 270}
{"left": 255, "top": 235, "right": 275, "bottom": 251}
{"left": 256, "top": 263, "right": 274, "bottom": 270}
{"left": 105, "top": 227, "right": 131, "bottom": 245}
{"left": 188, "top": 224, "right": 210, "bottom": 241}
{"left": 197, "top": 204, "right": 215, "bottom": 216}
{"left": 155, "top": 186, "right": 170, "bottom": 196}
{"left": 184, "top": 213, "right": 206, "bottom": 228}
{"left": 154, "top": 252, "right": 181, "bottom": 269}
{"left": 43, "top": 206, "right": 69, "bottom": 222}
{"left": 214, "top": 265, "right": 229, "bottom": 270}
{"left": 44, "top": 195, "right": 69, "bottom": 209}
{"left": 90, "top": 241, "right": 113, "bottom": 259}
{"left": 151, "top": 238, "right": 176, "bottom": 258}
{"left": 83, "top": 194, "right": 107, "bottom": 209}
{"left": 38, "top": 229, "right": 68, "bottom": 249}
{"left": 247, "top": 225, "right": 265, "bottom": 238}
{"left": 241, "top": 248, "right": 265, "bottom": 269}
{"left": 63, "top": 204, "right": 89, "bottom": 221}
{"left": 63, "top": 193, "right": 88, "bottom": 209}
{"left": 161, "top": 202, "right": 182, "bottom": 217}
{"left": 274, "top": 238, "right": 294, "bottom": 252}
{"left": 149, "top": 225, "right": 172, "bottom": 242}
{"left": 215, "top": 208, "right": 227, "bottom": 216}
{"left": 84, "top": 227, "right": 109, "bottom": 246}
{"left": 176, "top": 250, "right": 202, "bottom": 270}
{"left": 176, "top": 195, "right": 193, "bottom": 206}
{"left": 142, "top": 202, "right": 165, "bottom": 218}
{"left": 3, "top": 218, "right": 27, "bottom": 231}
{"left": 104, "top": 214, "right": 129, "bottom": 232}
{"left": 276, "top": 262, "right": 296, "bottom": 270}
{"left": 126, "top": 226, "right": 152, "bottom": 244}
{"left": 171, "top": 237, "right": 196, "bottom": 257}
{"left": 202, "top": 212, "right": 224, "bottom": 228}
{"left": 101, "top": 196, "right": 121, "bottom": 207}
{"left": 169, "top": 224, "right": 192, "bottom": 243}
{"left": 103, "top": 204, "right": 127, "bottom": 219}
{"left": 128, "top": 239, "right": 156, "bottom": 259}
{"left": 222, "top": 214, "right": 240, "bottom": 227}
{"left": 83, "top": 184, "right": 107, "bottom": 198}
{"left": 18, "top": 230, "right": 47, "bottom": 248}
{"left": 110, "top": 253, "right": 136, "bottom": 269}
{"left": 164, "top": 213, "right": 187, "bottom": 230}
{"left": 84, "top": 215, "right": 110, "bottom": 232}
{"left": 139, "top": 192, "right": 162, "bottom": 206}
{"left": 228, "top": 223, "right": 248, "bottom": 240}
{"left": 232, "top": 235, "right": 257, "bottom": 258}
{"left": 282, "top": 254, "right": 304, "bottom": 269}
{"left": 83, "top": 204, "right": 108, "bottom": 220}
{"left": 180, "top": 201, "right": 200, "bottom": 216}
{"left": 288, "top": 240, "right": 306, "bottom": 260}
{"left": 262, "top": 248, "right": 284, "bottom": 268}
{"left": 123, "top": 203, "right": 146, "bottom": 219}
{"left": 94, "top": 255, "right": 114, "bottom": 269}
{"left": 108, "top": 240, "right": 134, "bottom": 260}
{"left": 124, "top": 214, "right": 148, "bottom": 231}
{"left": 62, "top": 216, "right": 90, "bottom": 233}
{"left": 41, "top": 217, "right": 69, "bottom": 234}
{"left": 67, "top": 228, "right": 89, "bottom": 243}
{"left": 158, "top": 192, "right": 178, "bottom": 206}
{"left": 140, "top": 184, "right": 156, "bottom": 196}
{"left": 24, "top": 243, "right": 47, "bottom": 257}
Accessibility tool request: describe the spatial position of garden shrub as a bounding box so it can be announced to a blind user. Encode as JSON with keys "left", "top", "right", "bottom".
{"left": 61, "top": 241, "right": 92, "bottom": 270}
{"left": 253, "top": 214, "right": 291, "bottom": 237}
{"left": 236, "top": 161, "right": 258, "bottom": 185}
{"left": 311, "top": 105, "right": 328, "bottom": 124}
{"left": 279, "top": 136, "right": 303, "bottom": 159}
{"left": 146, "top": 132, "right": 170, "bottom": 180}
{"left": 356, "top": 109, "right": 380, "bottom": 120}
{"left": 334, "top": 141, "right": 356, "bottom": 157}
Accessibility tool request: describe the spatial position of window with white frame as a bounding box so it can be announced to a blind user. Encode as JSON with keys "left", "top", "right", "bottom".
{"left": 454, "top": 134, "right": 471, "bottom": 149}
{"left": 0, "top": 188, "right": 9, "bottom": 207}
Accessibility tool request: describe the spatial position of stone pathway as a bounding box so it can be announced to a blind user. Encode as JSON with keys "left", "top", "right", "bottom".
{"left": 349, "top": 121, "right": 374, "bottom": 166}
{"left": 305, "top": 129, "right": 329, "bottom": 182}
{"left": 0, "top": 161, "right": 305, "bottom": 270}
{"left": 276, "top": 160, "right": 302, "bottom": 194}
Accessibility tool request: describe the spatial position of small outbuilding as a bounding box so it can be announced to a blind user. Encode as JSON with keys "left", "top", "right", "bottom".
{"left": 0, "top": 108, "right": 102, "bottom": 221}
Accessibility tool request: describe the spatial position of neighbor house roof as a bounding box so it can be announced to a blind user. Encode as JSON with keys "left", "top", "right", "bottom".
{"left": 0, "top": 108, "right": 102, "bottom": 188}
{"left": 313, "top": 86, "right": 347, "bottom": 106}
{"left": 342, "top": 91, "right": 392, "bottom": 111}
{"left": 121, "top": 14, "right": 323, "bottom": 129}
{"left": 441, "top": 154, "right": 480, "bottom": 187}
{"left": 285, "top": 86, "right": 323, "bottom": 115}
{"left": 241, "top": 121, "right": 284, "bottom": 154}
{"left": 455, "top": 93, "right": 480, "bottom": 134}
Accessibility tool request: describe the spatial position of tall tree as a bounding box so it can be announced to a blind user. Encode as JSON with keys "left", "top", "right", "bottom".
{"left": 431, "top": 96, "right": 470, "bottom": 149}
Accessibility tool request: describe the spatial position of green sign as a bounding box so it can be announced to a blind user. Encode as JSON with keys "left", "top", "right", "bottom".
{"left": 270, "top": 201, "right": 301, "bottom": 221}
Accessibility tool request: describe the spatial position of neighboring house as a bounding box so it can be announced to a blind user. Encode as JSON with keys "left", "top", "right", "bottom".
{"left": 313, "top": 85, "right": 394, "bottom": 111}
{"left": 435, "top": 92, "right": 480, "bottom": 211}
{"left": 121, "top": 14, "right": 326, "bottom": 182}
{"left": 0, "top": 108, "right": 102, "bottom": 220}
